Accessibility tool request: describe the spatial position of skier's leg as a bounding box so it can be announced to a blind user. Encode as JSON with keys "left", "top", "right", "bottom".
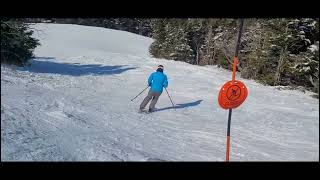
{"left": 140, "top": 90, "right": 153, "bottom": 110}
{"left": 149, "top": 92, "right": 161, "bottom": 111}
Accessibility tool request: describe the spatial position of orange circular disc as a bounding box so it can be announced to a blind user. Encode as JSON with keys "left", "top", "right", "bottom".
{"left": 218, "top": 80, "right": 248, "bottom": 109}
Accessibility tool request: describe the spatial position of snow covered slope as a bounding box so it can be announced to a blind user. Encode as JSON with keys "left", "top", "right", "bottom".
{"left": 1, "top": 23, "right": 319, "bottom": 161}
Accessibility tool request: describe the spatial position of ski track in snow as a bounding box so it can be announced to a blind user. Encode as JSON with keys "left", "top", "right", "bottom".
{"left": 1, "top": 23, "right": 319, "bottom": 161}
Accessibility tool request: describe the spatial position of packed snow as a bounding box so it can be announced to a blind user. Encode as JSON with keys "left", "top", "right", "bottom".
{"left": 1, "top": 23, "right": 319, "bottom": 161}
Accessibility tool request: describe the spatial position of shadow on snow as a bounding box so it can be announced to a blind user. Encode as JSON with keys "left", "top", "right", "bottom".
{"left": 154, "top": 100, "right": 203, "bottom": 112}
{"left": 19, "top": 57, "right": 137, "bottom": 76}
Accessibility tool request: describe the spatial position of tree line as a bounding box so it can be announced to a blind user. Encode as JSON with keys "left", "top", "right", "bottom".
{"left": 149, "top": 18, "right": 319, "bottom": 97}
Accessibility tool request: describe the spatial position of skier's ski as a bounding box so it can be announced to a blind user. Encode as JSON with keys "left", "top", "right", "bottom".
{"left": 138, "top": 108, "right": 159, "bottom": 114}
{"left": 138, "top": 109, "right": 150, "bottom": 114}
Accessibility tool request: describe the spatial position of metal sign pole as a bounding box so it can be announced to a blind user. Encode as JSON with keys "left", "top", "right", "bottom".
{"left": 226, "top": 19, "right": 244, "bottom": 162}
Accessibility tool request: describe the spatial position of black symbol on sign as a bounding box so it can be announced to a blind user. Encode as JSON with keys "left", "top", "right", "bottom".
{"left": 227, "top": 85, "right": 241, "bottom": 101}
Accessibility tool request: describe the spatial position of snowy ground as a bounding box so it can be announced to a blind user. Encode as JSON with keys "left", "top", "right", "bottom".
{"left": 1, "top": 23, "right": 319, "bottom": 161}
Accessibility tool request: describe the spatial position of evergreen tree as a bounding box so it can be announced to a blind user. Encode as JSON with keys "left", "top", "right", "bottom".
{"left": 1, "top": 19, "right": 40, "bottom": 66}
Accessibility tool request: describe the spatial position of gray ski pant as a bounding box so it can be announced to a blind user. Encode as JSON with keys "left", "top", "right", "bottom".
{"left": 140, "top": 89, "right": 161, "bottom": 110}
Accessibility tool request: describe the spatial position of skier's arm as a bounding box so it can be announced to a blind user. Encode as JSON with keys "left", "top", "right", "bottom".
{"left": 148, "top": 73, "right": 153, "bottom": 86}
{"left": 163, "top": 75, "right": 168, "bottom": 88}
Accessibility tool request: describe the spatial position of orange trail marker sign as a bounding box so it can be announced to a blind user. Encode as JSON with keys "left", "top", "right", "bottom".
{"left": 218, "top": 80, "right": 248, "bottom": 109}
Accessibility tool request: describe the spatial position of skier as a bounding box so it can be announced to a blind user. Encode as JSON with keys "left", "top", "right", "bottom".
{"left": 139, "top": 65, "right": 168, "bottom": 113}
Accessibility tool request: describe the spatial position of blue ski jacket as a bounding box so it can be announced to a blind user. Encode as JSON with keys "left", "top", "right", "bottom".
{"left": 148, "top": 71, "right": 168, "bottom": 93}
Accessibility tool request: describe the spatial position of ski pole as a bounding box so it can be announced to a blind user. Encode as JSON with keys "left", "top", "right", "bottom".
{"left": 131, "top": 86, "right": 149, "bottom": 102}
{"left": 165, "top": 88, "right": 175, "bottom": 109}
